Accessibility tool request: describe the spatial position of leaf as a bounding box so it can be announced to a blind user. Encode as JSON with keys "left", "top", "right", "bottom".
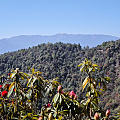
{"left": 89, "top": 67, "right": 93, "bottom": 72}
{"left": 3, "top": 103, "right": 7, "bottom": 112}
{"left": 10, "top": 73, "right": 16, "bottom": 78}
{"left": 78, "top": 63, "right": 83, "bottom": 67}
{"left": 7, "top": 84, "right": 15, "bottom": 97}
{"left": 26, "top": 89, "right": 32, "bottom": 99}
{"left": 53, "top": 93, "right": 59, "bottom": 104}
{"left": 52, "top": 80, "right": 60, "bottom": 85}
{"left": 22, "top": 115, "right": 28, "bottom": 119}
{"left": 92, "top": 64, "right": 98, "bottom": 67}
{"left": 104, "top": 77, "right": 110, "bottom": 82}
{"left": 27, "top": 77, "right": 33, "bottom": 87}
{"left": 58, "top": 116, "right": 63, "bottom": 120}
{"left": 9, "top": 82, "right": 15, "bottom": 91}
{"left": 19, "top": 72, "right": 28, "bottom": 80}
{"left": 59, "top": 95, "right": 62, "bottom": 104}
{"left": 45, "top": 84, "right": 52, "bottom": 96}
{"left": 32, "top": 117, "right": 39, "bottom": 120}
{"left": 86, "top": 98, "right": 90, "bottom": 106}
{"left": 23, "top": 73, "right": 29, "bottom": 77}
{"left": 80, "top": 65, "right": 85, "bottom": 72}
{"left": 14, "top": 105, "right": 17, "bottom": 113}
{"left": 31, "top": 77, "right": 37, "bottom": 87}
{"left": 32, "top": 68, "right": 35, "bottom": 74}
{"left": 82, "top": 77, "right": 89, "bottom": 91}
{"left": 27, "top": 113, "right": 32, "bottom": 117}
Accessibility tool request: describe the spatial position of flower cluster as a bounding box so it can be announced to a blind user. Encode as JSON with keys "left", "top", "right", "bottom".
{"left": 57, "top": 85, "right": 64, "bottom": 94}
{"left": 69, "top": 90, "right": 77, "bottom": 99}
{"left": 2, "top": 90, "right": 8, "bottom": 97}
{"left": 0, "top": 84, "right": 9, "bottom": 97}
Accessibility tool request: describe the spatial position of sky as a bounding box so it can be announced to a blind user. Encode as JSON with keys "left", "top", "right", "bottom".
{"left": 0, "top": 0, "right": 120, "bottom": 39}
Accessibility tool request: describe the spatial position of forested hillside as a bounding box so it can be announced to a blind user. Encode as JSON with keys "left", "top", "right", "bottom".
{"left": 0, "top": 40, "right": 120, "bottom": 114}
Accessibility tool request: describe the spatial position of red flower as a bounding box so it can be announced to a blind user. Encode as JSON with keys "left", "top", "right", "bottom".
{"left": 47, "top": 103, "right": 51, "bottom": 107}
{"left": 2, "top": 91, "right": 8, "bottom": 97}
{"left": 6, "top": 84, "right": 10, "bottom": 87}
{"left": 5, "top": 84, "right": 10, "bottom": 89}
{"left": 61, "top": 90, "right": 64, "bottom": 94}
{"left": 8, "top": 73, "right": 11, "bottom": 76}
{"left": 0, "top": 85, "right": 2, "bottom": 89}
{"left": 94, "top": 112, "right": 99, "bottom": 120}
{"left": 57, "top": 85, "right": 62, "bottom": 93}
{"left": 106, "top": 109, "right": 110, "bottom": 117}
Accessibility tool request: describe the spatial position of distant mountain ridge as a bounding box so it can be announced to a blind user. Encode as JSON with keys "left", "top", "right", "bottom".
{"left": 0, "top": 33, "right": 119, "bottom": 54}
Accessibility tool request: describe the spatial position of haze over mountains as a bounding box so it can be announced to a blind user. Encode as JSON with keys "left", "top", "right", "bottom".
{"left": 0, "top": 33, "right": 119, "bottom": 54}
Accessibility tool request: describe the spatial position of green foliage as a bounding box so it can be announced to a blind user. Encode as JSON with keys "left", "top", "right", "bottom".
{"left": 0, "top": 40, "right": 120, "bottom": 119}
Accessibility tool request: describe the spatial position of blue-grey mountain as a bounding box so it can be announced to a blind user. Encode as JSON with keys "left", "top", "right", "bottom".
{"left": 0, "top": 33, "right": 119, "bottom": 54}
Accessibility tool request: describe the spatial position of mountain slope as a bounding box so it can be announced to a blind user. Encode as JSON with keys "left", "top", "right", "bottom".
{"left": 0, "top": 34, "right": 119, "bottom": 54}
{"left": 0, "top": 40, "right": 120, "bottom": 113}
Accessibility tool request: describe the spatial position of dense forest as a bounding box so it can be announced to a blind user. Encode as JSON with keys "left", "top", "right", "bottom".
{"left": 0, "top": 40, "right": 120, "bottom": 114}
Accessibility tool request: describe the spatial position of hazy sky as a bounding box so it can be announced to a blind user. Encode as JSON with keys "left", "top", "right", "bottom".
{"left": 0, "top": 0, "right": 120, "bottom": 38}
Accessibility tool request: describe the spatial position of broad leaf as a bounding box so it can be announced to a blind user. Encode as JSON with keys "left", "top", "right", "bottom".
{"left": 9, "top": 82, "right": 15, "bottom": 91}
{"left": 82, "top": 77, "right": 89, "bottom": 91}
{"left": 53, "top": 93, "right": 59, "bottom": 104}
{"left": 7, "top": 84, "right": 15, "bottom": 97}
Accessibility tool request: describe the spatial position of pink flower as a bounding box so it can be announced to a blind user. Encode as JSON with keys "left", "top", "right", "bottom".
{"left": 106, "top": 109, "right": 110, "bottom": 117}
{"left": 2, "top": 91, "right": 8, "bottom": 97}
{"left": 38, "top": 116, "right": 43, "bottom": 120}
{"left": 69, "top": 90, "right": 77, "bottom": 99}
{"left": 74, "top": 94, "right": 77, "bottom": 100}
{"left": 94, "top": 112, "right": 99, "bottom": 120}
{"left": 69, "top": 91, "right": 75, "bottom": 96}
{"left": 57, "top": 85, "right": 62, "bottom": 93}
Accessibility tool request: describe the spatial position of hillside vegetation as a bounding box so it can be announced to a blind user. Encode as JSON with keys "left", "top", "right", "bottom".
{"left": 0, "top": 40, "right": 120, "bottom": 114}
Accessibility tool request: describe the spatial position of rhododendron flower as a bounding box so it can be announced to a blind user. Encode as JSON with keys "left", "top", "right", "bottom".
{"left": 69, "top": 90, "right": 75, "bottom": 96}
{"left": 0, "top": 85, "right": 2, "bottom": 89}
{"left": 8, "top": 73, "right": 11, "bottom": 76}
{"left": 94, "top": 112, "right": 99, "bottom": 120}
{"left": 38, "top": 116, "right": 43, "bottom": 120}
{"left": 61, "top": 90, "right": 64, "bottom": 94}
{"left": 74, "top": 94, "right": 77, "bottom": 100}
{"left": 6, "top": 84, "right": 10, "bottom": 87}
{"left": 47, "top": 103, "right": 51, "bottom": 107}
{"left": 5, "top": 84, "right": 10, "bottom": 89}
{"left": 2, "top": 90, "right": 8, "bottom": 97}
{"left": 69, "top": 90, "right": 77, "bottom": 99}
{"left": 106, "top": 109, "right": 110, "bottom": 117}
{"left": 57, "top": 85, "right": 62, "bottom": 93}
